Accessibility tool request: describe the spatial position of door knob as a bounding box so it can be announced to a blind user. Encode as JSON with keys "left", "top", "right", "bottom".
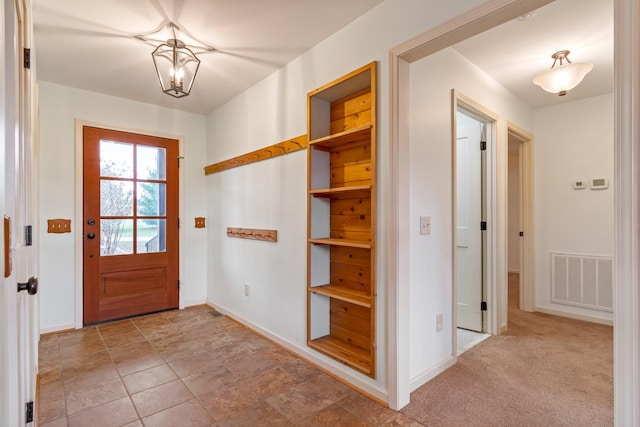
{"left": 17, "top": 276, "right": 38, "bottom": 295}
{"left": 87, "top": 232, "right": 96, "bottom": 239}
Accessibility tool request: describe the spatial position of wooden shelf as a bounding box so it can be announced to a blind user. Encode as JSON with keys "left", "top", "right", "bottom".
{"left": 308, "top": 238, "right": 371, "bottom": 249}
{"left": 309, "top": 185, "right": 371, "bottom": 199}
{"left": 309, "top": 125, "right": 372, "bottom": 150}
{"left": 308, "top": 336, "right": 372, "bottom": 375}
{"left": 309, "top": 284, "right": 371, "bottom": 308}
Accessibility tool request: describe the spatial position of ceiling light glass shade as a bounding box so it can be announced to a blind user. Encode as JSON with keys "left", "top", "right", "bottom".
{"left": 532, "top": 50, "right": 593, "bottom": 96}
{"left": 152, "top": 39, "right": 200, "bottom": 98}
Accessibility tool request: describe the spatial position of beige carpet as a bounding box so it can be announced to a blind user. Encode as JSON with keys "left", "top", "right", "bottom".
{"left": 401, "top": 273, "right": 613, "bottom": 426}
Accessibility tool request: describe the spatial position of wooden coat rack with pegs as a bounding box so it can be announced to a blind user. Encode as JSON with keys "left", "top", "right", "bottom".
{"left": 226, "top": 227, "right": 277, "bottom": 242}
{"left": 204, "top": 135, "right": 308, "bottom": 175}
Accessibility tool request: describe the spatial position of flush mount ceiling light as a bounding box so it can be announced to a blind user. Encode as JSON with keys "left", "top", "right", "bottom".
{"left": 532, "top": 50, "right": 593, "bottom": 96}
{"left": 137, "top": 22, "right": 215, "bottom": 98}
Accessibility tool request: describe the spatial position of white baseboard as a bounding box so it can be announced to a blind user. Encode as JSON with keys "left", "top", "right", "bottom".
{"left": 184, "top": 299, "right": 207, "bottom": 308}
{"left": 534, "top": 306, "right": 614, "bottom": 326}
{"left": 409, "top": 355, "right": 456, "bottom": 392}
{"left": 206, "top": 299, "right": 389, "bottom": 404}
{"left": 40, "top": 322, "right": 76, "bottom": 335}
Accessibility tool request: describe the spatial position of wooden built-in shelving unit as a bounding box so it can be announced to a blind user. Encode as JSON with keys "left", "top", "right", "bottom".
{"left": 307, "top": 62, "right": 377, "bottom": 377}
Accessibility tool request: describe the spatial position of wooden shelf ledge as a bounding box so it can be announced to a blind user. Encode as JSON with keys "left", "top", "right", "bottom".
{"left": 309, "top": 125, "right": 372, "bottom": 150}
{"left": 308, "top": 238, "right": 371, "bottom": 249}
{"left": 309, "top": 284, "right": 371, "bottom": 307}
{"left": 309, "top": 185, "right": 371, "bottom": 199}
{"left": 308, "top": 336, "right": 372, "bottom": 375}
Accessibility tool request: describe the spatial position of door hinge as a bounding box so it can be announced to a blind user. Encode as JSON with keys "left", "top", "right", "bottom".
{"left": 519, "top": 231, "right": 524, "bottom": 237}
{"left": 480, "top": 140, "right": 487, "bottom": 151}
{"left": 481, "top": 301, "right": 487, "bottom": 311}
{"left": 480, "top": 221, "right": 487, "bottom": 231}
{"left": 25, "top": 225, "right": 32, "bottom": 246}
{"left": 23, "top": 48, "right": 31, "bottom": 69}
{"left": 25, "top": 401, "right": 34, "bottom": 423}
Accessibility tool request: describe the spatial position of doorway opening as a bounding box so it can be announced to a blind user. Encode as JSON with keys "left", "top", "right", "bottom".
{"left": 389, "top": 0, "right": 629, "bottom": 415}
{"left": 507, "top": 123, "right": 535, "bottom": 316}
{"left": 453, "top": 93, "right": 498, "bottom": 355}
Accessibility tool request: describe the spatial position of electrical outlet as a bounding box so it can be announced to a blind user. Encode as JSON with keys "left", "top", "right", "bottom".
{"left": 244, "top": 283, "right": 250, "bottom": 297}
{"left": 436, "top": 313, "right": 443, "bottom": 332}
{"left": 420, "top": 216, "right": 431, "bottom": 235}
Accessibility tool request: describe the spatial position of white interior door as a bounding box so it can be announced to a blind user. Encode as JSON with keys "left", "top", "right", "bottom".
{"left": 14, "top": 0, "right": 38, "bottom": 424}
{"left": 456, "top": 117, "right": 483, "bottom": 332}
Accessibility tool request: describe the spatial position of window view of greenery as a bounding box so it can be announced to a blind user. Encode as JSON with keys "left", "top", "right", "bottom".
{"left": 99, "top": 141, "right": 166, "bottom": 256}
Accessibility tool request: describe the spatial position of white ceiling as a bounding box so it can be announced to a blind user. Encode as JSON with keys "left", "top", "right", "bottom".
{"left": 33, "top": 0, "right": 613, "bottom": 116}
{"left": 32, "top": 0, "right": 385, "bottom": 115}
{"left": 453, "top": 0, "right": 613, "bottom": 109}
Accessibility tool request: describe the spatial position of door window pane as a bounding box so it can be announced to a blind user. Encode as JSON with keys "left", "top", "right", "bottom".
{"left": 100, "top": 141, "right": 133, "bottom": 178}
{"left": 137, "top": 219, "right": 166, "bottom": 253}
{"left": 136, "top": 183, "right": 166, "bottom": 216}
{"left": 137, "top": 146, "right": 166, "bottom": 180}
{"left": 100, "top": 180, "right": 133, "bottom": 216}
{"left": 100, "top": 219, "right": 133, "bottom": 255}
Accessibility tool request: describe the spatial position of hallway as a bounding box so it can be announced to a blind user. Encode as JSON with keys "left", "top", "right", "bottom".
{"left": 401, "top": 273, "right": 613, "bottom": 425}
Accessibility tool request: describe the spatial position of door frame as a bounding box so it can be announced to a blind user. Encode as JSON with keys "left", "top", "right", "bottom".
{"left": 452, "top": 91, "right": 499, "bottom": 346}
{"left": 506, "top": 122, "right": 534, "bottom": 314}
{"left": 73, "top": 119, "right": 185, "bottom": 328}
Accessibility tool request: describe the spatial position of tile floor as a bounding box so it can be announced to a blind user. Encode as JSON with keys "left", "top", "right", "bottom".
{"left": 38, "top": 305, "right": 420, "bottom": 426}
{"left": 455, "top": 328, "right": 490, "bottom": 356}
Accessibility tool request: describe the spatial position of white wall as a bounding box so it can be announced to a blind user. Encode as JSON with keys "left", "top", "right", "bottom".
{"left": 508, "top": 139, "right": 520, "bottom": 273}
{"left": 205, "top": 0, "right": 487, "bottom": 401}
{"left": 38, "top": 82, "right": 208, "bottom": 332}
{"left": 408, "top": 47, "right": 533, "bottom": 385}
{"left": 533, "top": 92, "right": 614, "bottom": 322}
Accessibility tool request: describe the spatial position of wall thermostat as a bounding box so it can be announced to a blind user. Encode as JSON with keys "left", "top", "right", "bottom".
{"left": 590, "top": 178, "right": 609, "bottom": 190}
{"left": 572, "top": 180, "right": 587, "bottom": 190}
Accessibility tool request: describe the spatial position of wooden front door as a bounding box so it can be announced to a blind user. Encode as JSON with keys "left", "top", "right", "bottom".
{"left": 83, "top": 126, "right": 179, "bottom": 324}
